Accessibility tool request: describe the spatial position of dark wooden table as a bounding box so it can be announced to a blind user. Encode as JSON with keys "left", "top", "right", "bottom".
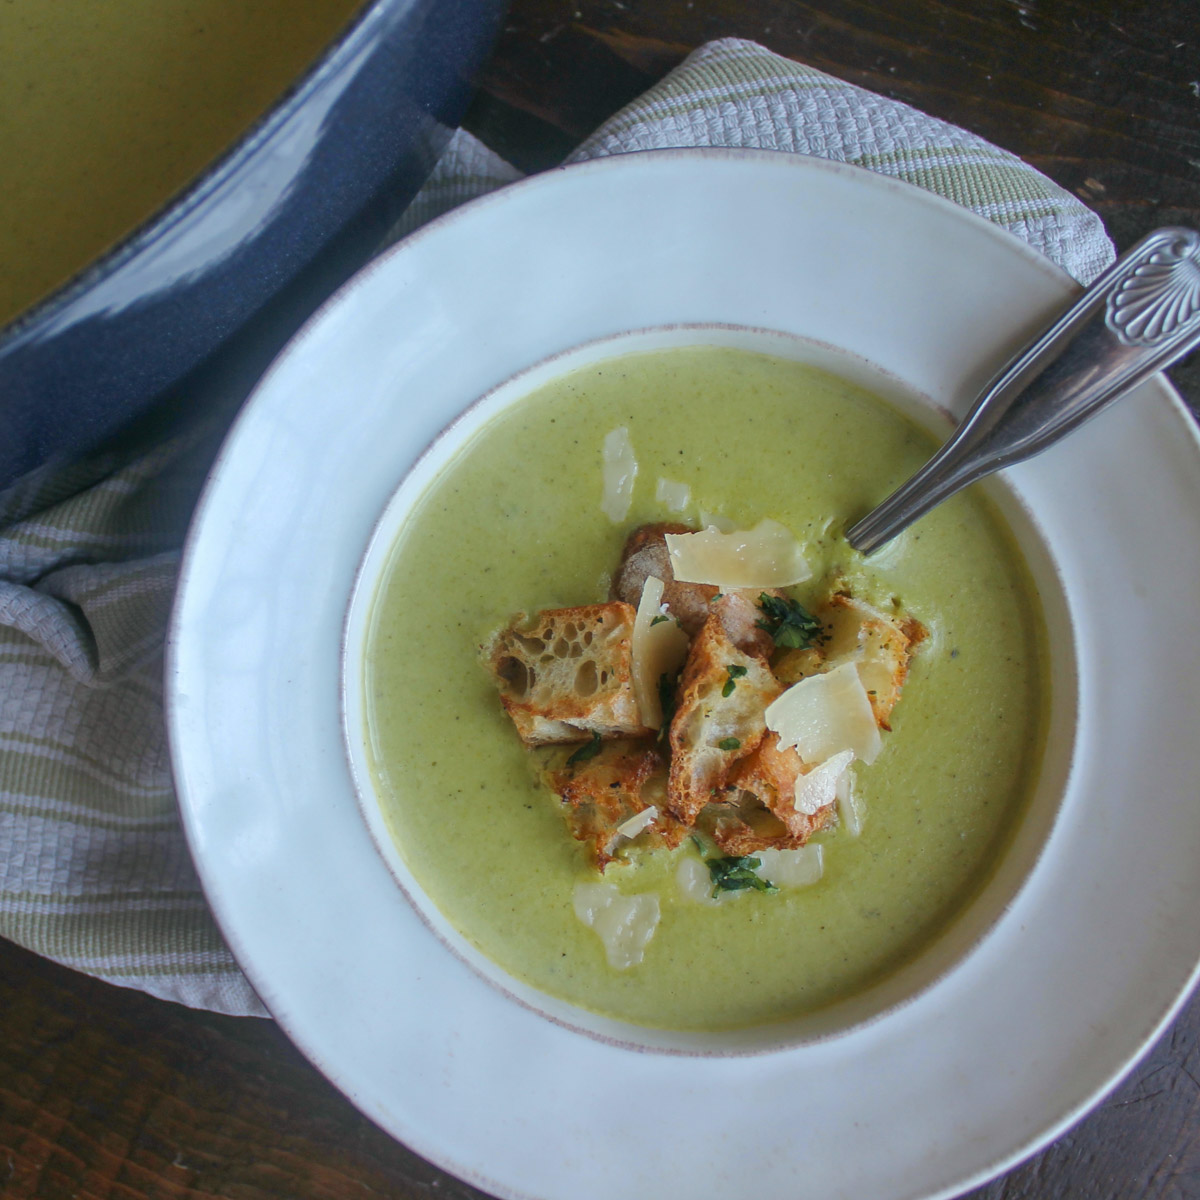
{"left": 4, "top": 3, "right": 1199, "bottom": 1197}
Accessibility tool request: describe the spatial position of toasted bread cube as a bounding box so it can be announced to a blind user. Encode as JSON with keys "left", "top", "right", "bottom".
{"left": 484, "top": 603, "right": 650, "bottom": 746}
{"left": 701, "top": 789, "right": 796, "bottom": 856}
{"left": 666, "top": 608, "right": 781, "bottom": 825}
{"left": 820, "top": 594, "right": 925, "bottom": 730}
{"left": 703, "top": 794, "right": 833, "bottom": 856}
{"left": 772, "top": 645, "right": 826, "bottom": 685}
{"left": 718, "top": 734, "right": 838, "bottom": 851}
{"left": 543, "top": 740, "right": 685, "bottom": 870}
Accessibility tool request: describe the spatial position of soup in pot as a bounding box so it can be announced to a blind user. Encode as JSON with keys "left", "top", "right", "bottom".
{"left": 0, "top": 0, "right": 362, "bottom": 326}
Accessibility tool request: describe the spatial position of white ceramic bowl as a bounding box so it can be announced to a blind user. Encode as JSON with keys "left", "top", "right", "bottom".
{"left": 168, "top": 149, "right": 1200, "bottom": 1200}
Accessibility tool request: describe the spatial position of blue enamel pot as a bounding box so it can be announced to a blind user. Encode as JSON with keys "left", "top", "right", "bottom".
{"left": 0, "top": 0, "right": 507, "bottom": 496}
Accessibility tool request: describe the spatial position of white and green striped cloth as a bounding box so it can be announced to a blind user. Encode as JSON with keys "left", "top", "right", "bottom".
{"left": 0, "top": 38, "right": 1114, "bottom": 1017}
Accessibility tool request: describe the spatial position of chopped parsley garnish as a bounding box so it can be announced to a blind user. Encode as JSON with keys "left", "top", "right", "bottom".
{"left": 566, "top": 731, "right": 603, "bottom": 766}
{"left": 755, "top": 593, "right": 822, "bottom": 650}
{"left": 706, "top": 854, "right": 777, "bottom": 896}
{"left": 650, "top": 614, "right": 670, "bottom": 626}
{"left": 718, "top": 737, "right": 741, "bottom": 751}
{"left": 721, "top": 663, "right": 748, "bottom": 697}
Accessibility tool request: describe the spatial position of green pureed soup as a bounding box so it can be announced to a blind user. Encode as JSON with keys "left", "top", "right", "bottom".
{"left": 362, "top": 345, "right": 1048, "bottom": 1032}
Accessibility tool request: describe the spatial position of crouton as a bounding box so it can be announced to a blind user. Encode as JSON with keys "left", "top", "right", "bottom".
{"left": 611, "top": 522, "right": 717, "bottom": 638}
{"left": 666, "top": 608, "right": 782, "bottom": 825}
{"left": 700, "top": 790, "right": 798, "bottom": 856}
{"left": 722, "top": 734, "right": 838, "bottom": 846}
{"left": 483, "top": 603, "right": 650, "bottom": 746}
{"left": 818, "top": 594, "right": 926, "bottom": 730}
{"left": 543, "top": 739, "right": 686, "bottom": 869}
{"left": 773, "top": 645, "right": 826, "bottom": 684}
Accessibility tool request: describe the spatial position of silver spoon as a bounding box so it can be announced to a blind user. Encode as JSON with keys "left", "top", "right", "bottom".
{"left": 846, "top": 227, "right": 1200, "bottom": 554}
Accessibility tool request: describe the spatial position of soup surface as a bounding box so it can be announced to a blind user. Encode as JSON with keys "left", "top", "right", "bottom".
{"left": 0, "top": 0, "right": 361, "bottom": 326}
{"left": 362, "top": 346, "right": 1047, "bottom": 1031}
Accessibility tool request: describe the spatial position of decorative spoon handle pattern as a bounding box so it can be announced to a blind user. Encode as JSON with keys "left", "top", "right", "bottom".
{"left": 847, "top": 227, "right": 1200, "bottom": 554}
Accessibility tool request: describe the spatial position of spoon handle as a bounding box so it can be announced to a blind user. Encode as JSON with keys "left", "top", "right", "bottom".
{"left": 847, "top": 227, "right": 1200, "bottom": 554}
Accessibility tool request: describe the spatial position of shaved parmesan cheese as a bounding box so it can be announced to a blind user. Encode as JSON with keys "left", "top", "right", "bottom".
{"left": 601, "top": 427, "right": 638, "bottom": 522}
{"left": 765, "top": 662, "right": 883, "bottom": 765}
{"left": 698, "top": 509, "right": 735, "bottom": 533}
{"left": 753, "top": 844, "right": 824, "bottom": 888}
{"left": 664, "top": 519, "right": 811, "bottom": 589}
{"left": 675, "top": 855, "right": 726, "bottom": 906}
{"left": 794, "top": 749, "right": 855, "bottom": 815}
{"left": 836, "top": 770, "right": 863, "bottom": 837}
{"left": 614, "top": 805, "right": 658, "bottom": 841}
{"left": 573, "top": 881, "right": 660, "bottom": 968}
{"left": 655, "top": 477, "right": 691, "bottom": 512}
{"left": 631, "top": 576, "right": 690, "bottom": 728}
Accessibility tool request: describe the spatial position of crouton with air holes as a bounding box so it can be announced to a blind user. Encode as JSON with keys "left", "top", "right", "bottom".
{"left": 482, "top": 603, "right": 651, "bottom": 746}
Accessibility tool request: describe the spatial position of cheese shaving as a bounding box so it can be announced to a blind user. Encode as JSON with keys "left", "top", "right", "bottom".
{"left": 753, "top": 845, "right": 824, "bottom": 888}
{"left": 614, "top": 805, "right": 659, "bottom": 841}
{"left": 601, "top": 427, "right": 638, "bottom": 522}
{"left": 655, "top": 477, "right": 691, "bottom": 513}
{"left": 836, "top": 770, "right": 863, "bottom": 837}
{"left": 573, "top": 881, "right": 660, "bottom": 968}
{"left": 675, "top": 855, "right": 725, "bottom": 906}
{"left": 664, "top": 518, "right": 811, "bottom": 589}
{"left": 765, "top": 661, "right": 883, "bottom": 765}
{"left": 794, "top": 749, "right": 855, "bottom": 815}
{"left": 631, "top": 576, "right": 690, "bottom": 728}
{"left": 698, "top": 510, "right": 735, "bottom": 533}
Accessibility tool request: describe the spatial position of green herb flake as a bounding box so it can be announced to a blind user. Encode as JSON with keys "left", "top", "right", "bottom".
{"left": 650, "top": 614, "right": 669, "bottom": 626}
{"left": 755, "top": 593, "right": 822, "bottom": 650}
{"left": 718, "top": 737, "right": 741, "bottom": 751}
{"left": 721, "top": 663, "right": 748, "bottom": 697}
{"left": 566, "top": 731, "right": 603, "bottom": 767}
{"left": 706, "top": 855, "right": 778, "bottom": 896}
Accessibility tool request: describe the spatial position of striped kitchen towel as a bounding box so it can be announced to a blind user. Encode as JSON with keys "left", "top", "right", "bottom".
{"left": 0, "top": 38, "right": 1114, "bottom": 1018}
{"left": 401, "top": 38, "right": 1113, "bottom": 284}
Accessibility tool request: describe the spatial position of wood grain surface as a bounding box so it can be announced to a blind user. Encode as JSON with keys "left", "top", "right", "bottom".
{"left": 3, "top": 2, "right": 1199, "bottom": 1198}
